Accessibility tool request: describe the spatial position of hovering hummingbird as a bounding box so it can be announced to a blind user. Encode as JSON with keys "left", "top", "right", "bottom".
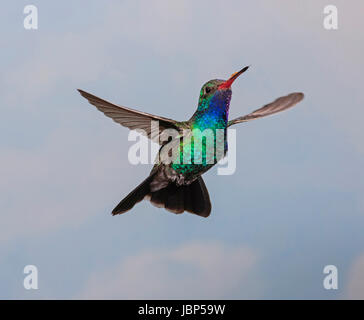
{"left": 78, "top": 66, "right": 304, "bottom": 218}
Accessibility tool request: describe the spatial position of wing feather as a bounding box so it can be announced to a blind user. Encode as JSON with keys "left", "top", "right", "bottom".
{"left": 228, "top": 92, "right": 304, "bottom": 126}
{"left": 78, "top": 89, "right": 180, "bottom": 142}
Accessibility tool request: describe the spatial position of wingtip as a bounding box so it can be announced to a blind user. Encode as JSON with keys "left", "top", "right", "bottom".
{"left": 77, "top": 89, "right": 94, "bottom": 100}
{"left": 291, "top": 92, "right": 304, "bottom": 102}
{"left": 297, "top": 92, "right": 304, "bottom": 101}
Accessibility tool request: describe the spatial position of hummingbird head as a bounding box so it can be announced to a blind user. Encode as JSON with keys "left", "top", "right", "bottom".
{"left": 197, "top": 66, "right": 249, "bottom": 111}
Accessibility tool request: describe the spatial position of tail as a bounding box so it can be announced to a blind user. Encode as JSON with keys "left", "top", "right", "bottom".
{"left": 111, "top": 175, "right": 154, "bottom": 216}
{"left": 112, "top": 175, "right": 211, "bottom": 218}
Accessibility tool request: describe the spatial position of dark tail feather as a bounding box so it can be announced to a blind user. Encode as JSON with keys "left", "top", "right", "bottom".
{"left": 113, "top": 175, "right": 211, "bottom": 218}
{"left": 188, "top": 177, "right": 211, "bottom": 217}
{"left": 112, "top": 175, "right": 154, "bottom": 215}
{"left": 165, "top": 184, "right": 184, "bottom": 214}
{"left": 150, "top": 177, "right": 211, "bottom": 218}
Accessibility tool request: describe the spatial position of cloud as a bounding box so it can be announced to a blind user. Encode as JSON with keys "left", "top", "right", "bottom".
{"left": 345, "top": 252, "right": 364, "bottom": 299}
{"left": 78, "top": 242, "right": 259, "bottom": 299}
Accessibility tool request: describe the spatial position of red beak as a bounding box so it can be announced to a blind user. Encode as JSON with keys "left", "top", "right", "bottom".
{"left": 218, "top": 66, "right": 249, "bottom": 89}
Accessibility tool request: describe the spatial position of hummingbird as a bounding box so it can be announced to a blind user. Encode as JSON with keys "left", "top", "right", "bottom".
{"left": 78, "top": 66, "right": 304, "bottom": 218}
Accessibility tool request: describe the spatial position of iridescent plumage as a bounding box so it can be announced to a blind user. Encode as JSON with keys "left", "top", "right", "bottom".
{"left": 171, "top": 79, "right": 231, "bottom": 180}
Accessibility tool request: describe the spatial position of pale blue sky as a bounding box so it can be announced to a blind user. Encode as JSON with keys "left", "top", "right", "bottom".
{"left": 1, "top": 0, "right": 364, "bottom": 299}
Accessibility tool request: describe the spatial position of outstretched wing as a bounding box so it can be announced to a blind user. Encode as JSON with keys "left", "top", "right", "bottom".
{"left": 78, "top": 89, "right": 180, "bottom": 141}
{"left": 228, "top": 92, "right": 304, "bottom": 127}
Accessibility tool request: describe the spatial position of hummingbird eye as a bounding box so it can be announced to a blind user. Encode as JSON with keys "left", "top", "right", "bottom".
{"left": 205, "top": 87, "right": 212, "bottom": 94}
